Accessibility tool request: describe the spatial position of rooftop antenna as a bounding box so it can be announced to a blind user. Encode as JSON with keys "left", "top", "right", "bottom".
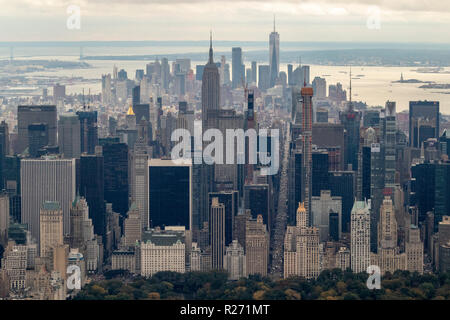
{"left": 273, "top": 14, "right": 276, "bottom": 33}
{"left": 208, "top": 30, "right": 214, "bottom": 64}
{"left": 82, "top": 88, "right": 86, "bottom": 110}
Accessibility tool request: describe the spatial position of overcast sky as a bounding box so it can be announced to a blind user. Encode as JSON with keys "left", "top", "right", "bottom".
{"left": 1, "top": 0, "right": 450, "bottom": 42}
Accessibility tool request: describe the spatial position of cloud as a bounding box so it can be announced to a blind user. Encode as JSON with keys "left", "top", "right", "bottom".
{"left": 0, "top": 0, "right": 450, "bottom": 41}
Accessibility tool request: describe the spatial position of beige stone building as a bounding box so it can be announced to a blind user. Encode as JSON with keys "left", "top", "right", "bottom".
{"left": 371, "top": 197, "right": 407, "bottom": 274}
{"left": 284, "top": 203, "right": 320, "bottom": 279}
{"left": 245, "top": 214, "right": 269, "bottom": 276}
{"left": 406, "top": 225, "right": 424, "bottom": 274}
{"left": 140, "top": 228, "right": 185, "bottom": 277}
{"left": 123, "top": 203, "right": 142, "bottom": 248}
{"left": 39, "top": 201, "right": 63, "bottom": 259}
{"left": 112, "top": 250, "right": 136, "bottom": 273}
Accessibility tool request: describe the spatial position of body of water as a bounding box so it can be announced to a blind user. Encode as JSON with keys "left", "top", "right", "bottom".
{"left": 3, "top": 44, "right": 450, "bottom": 113}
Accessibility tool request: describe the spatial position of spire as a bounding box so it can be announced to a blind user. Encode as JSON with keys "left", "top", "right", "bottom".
{"left": 297, "top": 202, "right": 306, "bottom": 214}
{"left": 273, "top": 14, "right": 276, "bottom": 32}
{"left": 208, "top": 30, "right": 214, "bottom": 64}
{"left": 127, "top": 104, "right": 135, "bottom": 116}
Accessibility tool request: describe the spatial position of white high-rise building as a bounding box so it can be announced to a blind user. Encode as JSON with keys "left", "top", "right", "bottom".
{"left": 101, "top": 74, "right": 112, "bottom": 105}
{"left": 21, "top": 157, "right": 76, "bottom": 243}
{"left": 131, "top": 142, "right": 149, "bottom": 229}
{"left": 350, "top": 200, "right": 371, "bottom": 273}
{"left": 223, "top": 240, "right": 246, "bottom": 280}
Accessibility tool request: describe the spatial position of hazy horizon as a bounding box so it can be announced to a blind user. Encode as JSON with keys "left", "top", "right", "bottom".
{"left": 2, "top": 0, "right": 450, "bottom": 43}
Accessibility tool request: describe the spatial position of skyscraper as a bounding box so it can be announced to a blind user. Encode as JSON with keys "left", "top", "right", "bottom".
{"left": 202, "top": 33, "right": 220, "bottom": 129}
{"left": 245, "top": 214, "right": 269, "bottom": 276}
{"left": 0, "top": 121, "right": 10, "bottom": 190}
{"left": 409, "top": 101, "right": 439, "bottom": 149}
{"left": 39, "top": 201, "right": 63, "bottom": 258}
{"left": 383, "top": 101, "right": 397, "bottom": 190}
{"left": 69, "top": 196, "right": 90, "bottom": 249}
{"left": 0, "top": 192, "right": 9, "bottom": 246}
{"left": 99, "top": 138, "right": 129, "bottom": 217}
{"left": 301, "top": 86, "right": 314, "bottom": 218}
{"left": 269, "top": 16, "right": 280, "bottom": 88}
{"left": 258, "top": 65, "right": 270, "bottom": 91}
{"left": 223, "top": 240, "right": 246, "bottom": 280}
{"left": 372, "top": 196, "right": 407, "bottom": 274}
{"left": 123, "top": 203, "right": 142, "bottom": 247}
{"left": 58, "top": 113, "right": 81, "bottom": 159}
{"left": 251, "top": 61, "right": 257, "bottom": 85}
{"left": 244, "top": 184, "right": 270, "bottom": 231}
{"left": 77, "top": 109, "right": 98, "bottom": 155}
{"left": 210, "top": 197, "right": 225, "bottom": 270}
{"left": 339, "top": 72, "right": 362, "bottom": 171}
{"left": 311, "top": 190, "right": 342, "bottom": 242}
{"left": 79, "top": 152, "right": 105, "bottom": 237}
{"left": 200, "top": 33, "right": 220, "bottom": 232}
{"left": 130, "top": 140, "right": 150, "bottom": 230}
{"left": 284, "top": 203, "right": 320, "bottom": 279}
{"left": 20, "top": 158, "right": 76, "bottom": 243}
{"left": 17, "top": 105, "right": 57, "bottom": 154}
{"left": 232, "top": 47, "right": 244, "bottom": 89}
{"left": 27, "top": 123, "right": 48, "bottom": 158}
{"left": 148, "top": 159, "right": 192, "bottom": 230}
{"left": 208, "top": 191, "right": 238, "bottom": 246}
{"left": 350, "top": 200, "right": 371, "bottom": 273}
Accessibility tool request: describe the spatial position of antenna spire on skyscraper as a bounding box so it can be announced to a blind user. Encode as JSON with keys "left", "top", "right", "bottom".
{"left": 208, "top": 30, "right": 214, "bottom": 64}
{"left": 273, "top": 14, "right": 276, "bottom": 32}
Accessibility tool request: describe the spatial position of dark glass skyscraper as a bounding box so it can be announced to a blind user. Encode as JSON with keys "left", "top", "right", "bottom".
{"left": 244, "top": 184, "right": 270, "bottom": 231}
{"left": 434, "top": 162, "right": 450, "bottom": 230}
{"left": 329, "top": 171, "right": 355, "bottom": 233}
{"left": 148, "top": 159, "right": 192, "bottom": 230}
{"left": 340, "top": 108, "right": 362, "bottom": 171}
{"left": 77, "top": 109, "right": 98, "bottom": 155}
{"left": 17, "top": 105, "right": 57, "bottom": 154}
{"left": 79, "top": 153, "right": 105, "bottom": 236}
{"left": 27, "top": 123, "right": 48, "bottom": 158}
{"left": 409, "top": 101, "right": 439, "bottom": 149}
{"left": 409, "top": 101, "right": 439, "bottom": 148}
{"left": 208, "top": 190, "right": 238, "bottom": 246}
{"left": 99, "top": 138, "right": 129, "bottom": 217}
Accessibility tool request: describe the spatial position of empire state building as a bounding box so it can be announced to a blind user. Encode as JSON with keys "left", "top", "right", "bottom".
{"left": 202, "top": 32, "right": 220, "bottom": 131}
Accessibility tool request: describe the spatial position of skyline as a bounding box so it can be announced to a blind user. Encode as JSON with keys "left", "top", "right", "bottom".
{"left": 1, "top": 0, "right": 450, "bottom": 42}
